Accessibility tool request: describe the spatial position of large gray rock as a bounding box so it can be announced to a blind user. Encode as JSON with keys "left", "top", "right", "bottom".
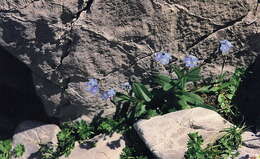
{"left": 134, "top": 107, "right": 233, "bottom": 159}
{"left": 12, "top": 121, "right": 60, "bottom": 159}
{"left": 60, "top": 133, "right": 125, "bottom": 159}
{"left": 0, "top": 0, "right": 260, "bottom": 121}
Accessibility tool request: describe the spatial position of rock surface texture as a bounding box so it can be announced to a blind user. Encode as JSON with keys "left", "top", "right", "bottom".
{"left": 237, "top": 131, "right": 260, "bottom": 159}
{"left": 134, "top": 107, "right": 233, "bottom": 159}
{"left": 60, "top": 133, "right": 125, "bottom": 159}
{"left": 0, "top": 0, "right": 260, "bottom": 120}
{"left": 12, "top": 121, "right": 60, "bottom": 159}
{"left": 12, "top": 122, "right": 125, "bottom": 159}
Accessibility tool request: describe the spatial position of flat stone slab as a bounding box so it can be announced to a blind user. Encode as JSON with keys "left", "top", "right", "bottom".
{"left": 134, "top": 107, "right": 232, "bottom": 159}
{"left": 12, "top": 121, "right": 60, "bottom": 159}
{"left": 60, "top": 133, "right": 125, "bottom": 159}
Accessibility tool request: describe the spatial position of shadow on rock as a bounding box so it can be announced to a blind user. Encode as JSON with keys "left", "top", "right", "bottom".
{"left": 0, "top": 46, "right": 52, "bottom": 139}
{"left": 233, "top": 53, "right": 260, "bottom": 132}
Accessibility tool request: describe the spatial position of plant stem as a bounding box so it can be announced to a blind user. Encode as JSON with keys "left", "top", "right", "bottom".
{"left": 220, "top": 55, "right": 226, "bottom": 77}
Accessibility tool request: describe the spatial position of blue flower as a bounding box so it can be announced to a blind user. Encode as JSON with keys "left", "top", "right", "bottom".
{"left": 85, "top": 78, "right": 98, "bottom": 87}
{"left": 85, "top": 78, "right": 99, "bottom": 94}
{"left": 220, "top": 40, "right": 233, "bottom": 54}
{"left": 121, "top": 82, "right": 132, "bottom": 90}
{"left": 86, "top": 85, "right": 99, "bottom": 94}
{"left": 183, "top": 55, "right": 198, "bottom": 68}
{"left": 154, "top": 52, "right": 172, "bottom": 65}
{"left": 101, "top": 89, "right": 116, "bottom": 100}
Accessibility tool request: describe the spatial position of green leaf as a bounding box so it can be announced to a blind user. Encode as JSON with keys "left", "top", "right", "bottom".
{"left": 144, "top": 109, "right": 159, "bottom": 118}
{"left": 175, "top": 91, "right": 205, "bottom": 110}
{"left": 75, "top": 120, "right": 94, "bottom": 140}
{"left": 56, "top": 128, "right": 76, "bottom": 157}
{"left": 195, "top": 104, "right": 217, "bottom": 111}
{"left": 215, "top": 72, "right": 227, "bottom": 83}
{"left": 163, "top": 83, "right": 173, "bottom": 91}
{"left": 217, "top": 94, "right": 226, "bottom": 104}
{"left": 0, "top": 140, "right": 12, "bottom": 153}
{"left": 120, "top": 147, "right": 148, "bottom": 159}
{"left": 185, "top": 132, "right": 206, "bottom": 159}
{"left": 177, "top": 99, "right": 191, "bottom": 109}
{"left": 194, "top": 86, "right": 212, "bottom": 93}
{"left": 13, "top": 144, "right": 25, "bottom": 157}
{"left": 153, "top": 74, "right": 173, "bottom": 91}
{"left": 186, "top": 67, "right": 201, "bottom": 82}
{"left": 113, "top": 93, "right": 131, "bottom": 103}
{"left": 135, "top": 102, "right": 147, "bottom": 118}
{"left": 179, "top": 92, "right": 204, "bottom": 105}
{"left": 216, "top": 82, "right": 232, "bottom": 90}
{"left": 154, "top": 74, "right": 171, "bottom": 84}
{"left": 171, "top": 65, "right": 185, "bottom": 79}
{"left": 209, "top": 85, "right": 220, "bottom": 92}
{"left": 226, "top": 94, "right": 233, "bottom": 100}
{"left": 97, "top": 119, "right": 120, "bottom": 134}
{"left": 179, "top": 77, "right": 187, "bottom": 90}
{"left": 132, "top": 83, "right": 152, "bottom": 102}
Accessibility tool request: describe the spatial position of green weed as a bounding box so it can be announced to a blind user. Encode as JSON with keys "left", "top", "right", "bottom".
{"left": 113, "top": 65, "right": 216, "bottom": 125}
{"left": 185, "top": 126, "right": 245, "bottom": 159}
{"left": 0, "top": 140, "right": 24, "bottom": 159}
{"left": 113, "top": 82, "right": 159, "bottom": 124}
{"left": 198, "top": 68, "right": 245, "bottom": 122}
{"left": 39, "top": 120, "right": 94, "bottom": 158}
{"left": 154, "top": 65, "right": 216, "bottom": 111}
{"left": 120, "top": 146, "right": 148, "bottom": 159}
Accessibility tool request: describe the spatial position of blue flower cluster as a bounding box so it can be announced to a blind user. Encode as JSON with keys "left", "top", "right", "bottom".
{"left": 85, "top": 79, "right": 99, "bottom": 95}
{"left": 153, "top": 52, "right": 198, "bottom": 68}
{"left": 101, "top": 89, "right": 116, "bottom": 100}
{"left": 85, "top": 40, "right": 232, "bottom": 100}
{"left": 183, "top": 55, "right": 198, "bottom": 68}
{"left": 220, "top": 40, "right": 233, "bottom": 54}
{"left": 153, "top": 40, "right": 232, "bottom": 67}
{"left": 154, "top": 52, "right": 172, "bottom": 65}
{"left": 85, "top": 79, "right": 131, "bottom": 100}
{"left": 85, "top": 79, "right": 115, "bottom": 100}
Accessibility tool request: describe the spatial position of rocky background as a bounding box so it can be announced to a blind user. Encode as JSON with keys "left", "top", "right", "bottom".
{"left": 0, "top": 0, "right": 259, "bottom": 127}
